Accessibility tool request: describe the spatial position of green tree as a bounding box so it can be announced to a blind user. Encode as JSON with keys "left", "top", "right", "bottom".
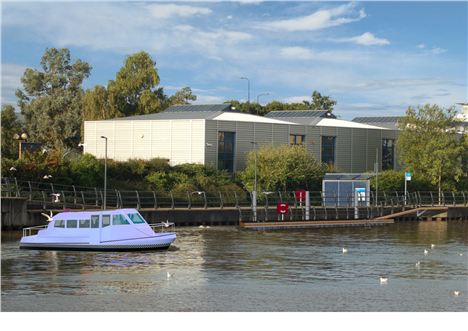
{"left": 1, "top": 105, "right": 22, "bottom": 158}
{"left": 16, "top": 48, "right": 91, "bottom": 150}
{"left": 169, "top": 87, "right": 197, "bottom": 106}
{"left": 307, "top": 90, "right": 337, "bottom": 111}
{"left": 396, "top": 104, "right": 465, "bottom": 201}
{"left": 239, "top": 145, "right": 327, "bottom": 192}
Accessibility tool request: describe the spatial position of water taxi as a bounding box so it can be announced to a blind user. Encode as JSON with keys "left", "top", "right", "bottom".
{"left": 20, "top": 209, "right": 176, "bottom": 251}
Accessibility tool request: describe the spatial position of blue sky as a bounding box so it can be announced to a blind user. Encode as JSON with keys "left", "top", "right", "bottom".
{"left": 2, "top": 1, "right": 467, "bottom": 119}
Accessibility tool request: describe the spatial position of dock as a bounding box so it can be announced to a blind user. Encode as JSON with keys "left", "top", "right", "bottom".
{"left": 239, "top": 219, "right": 394, "bottom": 230}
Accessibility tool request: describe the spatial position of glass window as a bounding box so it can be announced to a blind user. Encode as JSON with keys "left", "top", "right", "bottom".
{"left": 79, "top": 219, "right": 90, "bottom": 228}
{"left": 382, "top": 139, "right": 395, "bottom": 170}
{"left": 218, "top": 131, "right": 235, "bottom": 174}
{"left": 127, "top": 213, "right": 146, "bottom": 224}
{"left": 102, "top": 215, "right": 111, "bottom": 227}
{"left": 290, "top": 134, "right": 305, "bottom": 146}
{"left": 321, "top": 136, "right": 336, "bottom": 165}
{"left": 112, "top": 214, "right": 130, "bottom": 225}
{"left": 91, "top": 215, "right": 100, "bottom": 228}
{"left": 66, "top": 220, "right": 77, "bottom": 228}
{"left": 54, "top": 220, "right": 65, "bottom": 228}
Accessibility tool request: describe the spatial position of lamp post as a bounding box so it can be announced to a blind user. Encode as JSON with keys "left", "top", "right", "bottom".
{"left": 240, "top": 77, "right": 250, "bottom": 103}
{"left": 250, "top": 141, "right": 258, "bottom": 221}
{"left": 256, "top": 92, "right": 270, "bottom": 115}
{"left": 101, "top": 136, "right": 108, "bottom": 209}
{"left": 13, "top": 132, "right": 28, "bottom": 159}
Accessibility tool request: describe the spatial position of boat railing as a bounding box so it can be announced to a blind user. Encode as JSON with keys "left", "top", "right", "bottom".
{"left": 22, "top": 224, "right": 48, "bottom": 237}
{"left": 149, "top": 222, "right": 175, "bottom": 233}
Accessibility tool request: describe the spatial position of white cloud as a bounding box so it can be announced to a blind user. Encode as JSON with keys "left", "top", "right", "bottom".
{"left": 417, "top": 43, "right": 426, "bottom": 49}
{"left": 335, "top": 32, "right": 390, "bottom": 46}
{"left": 259, "top": 2, "right": 366, "bottom": 32}
{"left": 148, "top": 4, "right": 212, "bottom": 19}
{"left": 431, "top": 47, "right": 447, "bottom": 55}
{"left": 1, "top": 63, "right": 27, "bottom": 105}
{"left": 282, "top": 95, "right": 311, "bottom": 104}
{"left": 279, "top": 46, "right": 373, "bottom": 63}
{"left": 193, "top": 95, "right": 226, "bottom": 104}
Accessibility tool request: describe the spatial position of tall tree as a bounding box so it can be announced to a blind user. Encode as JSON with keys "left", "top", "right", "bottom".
{"left": 169, "top": 87, "right": 197, "bottom": 105}
{"left": 1, "top": 105, "right": 22, "bottom": 158}
{"left": 396, "top": 104, "right": 464, "bottom": 201}
{"left": 309, "top": 90, "right": 337, "bottom": 111}
{"left": 16, "top": 48, "right": 91, "bottom": 150}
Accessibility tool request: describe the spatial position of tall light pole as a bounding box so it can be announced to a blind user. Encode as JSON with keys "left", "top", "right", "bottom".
{"left": 256, "top": 92, "right": 270, "bottom": 115}
{"left": 250, "top": 141, "right": 258, "bottom": 221}
{"left": 101, "top": 136, "right": 108, "bottom": 209}
{"left": 240, "top": 77, "right": 250, "bottom": 103}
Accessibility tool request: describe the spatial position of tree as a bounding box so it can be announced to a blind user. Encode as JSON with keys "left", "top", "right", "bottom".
{"left": 396, "top": 104, "right": 465, "bottom": 201}
{"left": 16, "top": 48, "right": 91, "bottom": 150}
{"left": 239, "top": 145, "right": 327, "bottom": 192}
{"left": 309, "top": 90, "right": 336, "bottom": 111}
{"left": 169, "top": 87, "right": 197, "bottom": 105}
{"left": 1, "top": 105, "right": 22, "bottom": 158}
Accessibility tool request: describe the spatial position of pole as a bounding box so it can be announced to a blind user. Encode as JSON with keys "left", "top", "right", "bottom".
{"left": 101, "top": 136, "right": 108, "bottom": 209}
{"left": 240, "top": 77, "right": 250, "bottom": 103}
{"left": 404, "top": 174, "right": 407, "bottom": 206}
{"left": 251, "top": 141, "right": 257, "bottom": 222}
{"left": 375, "top": 147, "right": 378, "bottom": 207}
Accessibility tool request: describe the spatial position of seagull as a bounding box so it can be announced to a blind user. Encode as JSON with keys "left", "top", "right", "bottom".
{"left": 342, "top": 248, "right": 348, "bottom": 254}
{"left": 40, "top": 210, "right": 54, "bottom": 222}
{"left": 166, "top": 272, "right": 174, "bottom": 279}
{"left": 51, "top": 193, "right": 61, "bottom": 203}
{"left": 43, "top": 174, "right": 53, "bottom": 179}
{"left": 205, "top": 226, "right": 210, "bottom": 229}
{"left": 9, "top": 167, "right": 16, "bottom": 171}
{"left": 453, "top": 291, "right": 460, "bottom": 297}
{"left": 424, "top": 249, "right": 429, "bottom": 256}
{"left": 431, "top": 244, "right": 435, "bottom": 249}
{"left": 163, "top": 220, "right": 170, "bottom": 228}
{"left": 459, "top": 253, "right": 464, "bottom": 257}
{"left": 380, "top": 277, "right": 388, "bottom": 284}
{"left": 198, "top": 225, "right": 205, "bottom": 229}
{"left": 415, "top": 261, "right": 421, "bottom": 267}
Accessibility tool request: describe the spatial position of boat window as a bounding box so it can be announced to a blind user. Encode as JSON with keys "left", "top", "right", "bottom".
{"left": 67, "top": 220, "right": 78, "bottom": 228}
{"left": 102, "top": 215, "right": 111, "bottom": 227}
{"left": 54, "top": 220, "right": 65, "bottom": 228}
{"left": 79, "top": 219, "right": 90, "bottom": 228}
{"left": 113, "top": 214, "right": 130, "bottom": 225}
{"left": 127, "top": 213, "right": 146, "bottom": 224}
{"left": 91, "top": 215, "right": 100, "bottom": 228}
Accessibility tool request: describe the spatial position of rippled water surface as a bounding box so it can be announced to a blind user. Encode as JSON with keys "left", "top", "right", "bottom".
{"left": 2, "top": 221, "right": 468, "bottom": 311}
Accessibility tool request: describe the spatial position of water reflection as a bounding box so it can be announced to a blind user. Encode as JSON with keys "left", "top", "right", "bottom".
{"left": 2, "top": 222, "right": 468, "bottom": 311}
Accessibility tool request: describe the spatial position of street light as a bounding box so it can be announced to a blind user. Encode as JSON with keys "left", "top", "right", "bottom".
{"left": 240, "top": 77, "right": 250, "bottom": 103}
{"left": 101, "top": 136, "right": 108, "bottom": 209}
{"left": 250, "top": 141, "right": 258, "bottom": 221}
{"left": 256, "top": 92, "right": 270, "bottom": 105}
{"left": 13, "top": 132, "right": 28, "bottom": 159}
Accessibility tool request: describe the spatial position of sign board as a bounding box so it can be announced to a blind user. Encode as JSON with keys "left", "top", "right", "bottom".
{"left": 355, "top": 187, "right": 366, "bottom": 202}
{"left": 405, "top": 172, "right": 412, "bottom": 181}
{"left": 295, "top": 189, "right": 306, "bottom": 203}
{"left": 276, "top": 202, "right": 289, "bottom": 214}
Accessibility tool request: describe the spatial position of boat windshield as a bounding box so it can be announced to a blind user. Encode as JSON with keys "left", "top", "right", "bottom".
{"left": 127, "top": 213, "right": 146, "bottom": 224}
{"left": 113, "top": 214, "right": 130, "bottom": 225}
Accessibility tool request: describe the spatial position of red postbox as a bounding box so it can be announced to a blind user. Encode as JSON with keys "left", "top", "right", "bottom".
{"left": 276, "top": 202, "right": 289, "bottom": 214}
{"left": 295, "top": 189, "right": 306, "bottom": 203}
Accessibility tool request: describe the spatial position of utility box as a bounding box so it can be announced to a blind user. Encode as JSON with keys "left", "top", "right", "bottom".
{"left": 322, "top": 173, "right": 372, "bottom": 207}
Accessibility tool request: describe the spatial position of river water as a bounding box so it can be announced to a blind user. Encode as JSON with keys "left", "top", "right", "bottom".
{"left": 1, "top": 221, "right": 467, "bottom": 312}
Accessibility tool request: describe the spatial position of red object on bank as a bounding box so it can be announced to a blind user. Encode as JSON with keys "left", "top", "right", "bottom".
{"left": 295, "top": 189, "right": 306, "bottom": 202}
{"left": 276, "top": 202, "right": 289, "bottom": 214}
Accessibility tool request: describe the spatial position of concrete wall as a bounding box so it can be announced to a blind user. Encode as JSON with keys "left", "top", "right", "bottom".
{"left": 84, "top": 119, "right": 205, "bottom": 165}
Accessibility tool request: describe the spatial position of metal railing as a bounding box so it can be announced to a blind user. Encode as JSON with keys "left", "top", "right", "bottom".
{"left": 22, "top": 224, "right": 48, "bottom": 237}
{"left": 149, "top": 222, "right": 175, "bottom": 233}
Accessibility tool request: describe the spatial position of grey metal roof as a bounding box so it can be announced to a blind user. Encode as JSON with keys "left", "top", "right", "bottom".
{"left": 112, "top": 110, "right": 224, "bottom": 121}
{"left": 265, "top": 110, "right": 336, "bottom": 118}
{"left": 352, "top": 116, "right": 402, "bottom": 130}
{"left": 165, "top": 104, "right": 234, "bottom": 113}
{"left": 323, "top": 173, "right": 374, "bottom": 180}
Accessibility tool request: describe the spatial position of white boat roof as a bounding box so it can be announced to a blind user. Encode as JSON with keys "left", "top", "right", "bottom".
{"left": 52, "top": 209, "right": 139, "bottom": 220}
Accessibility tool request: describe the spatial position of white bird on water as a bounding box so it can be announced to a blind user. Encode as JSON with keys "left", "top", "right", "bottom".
{"left": 431, "top": 244, "right": 435, "bottom": 249}
{"left": 459, "top": 253, "right": 464, "bottom": 257}
{"left": 415, "top": 261, "right": 421, "bottom": 268}
{"left": 342, "top": 248, "right": 348, "bottom": 254}
{"left": 424, "top": 249, "right": 429, "bottom": 256}
{"left": 167, "top": 272, "right": 174, "bottom": 279}
{"left": 453, "top": 291, "right": 460, "bottom": 297}
{"left": 380, "top": 277, "right": 388, "bottom": 284}
{"left": 199, "top": 225, "right": 205, "bottom": 229}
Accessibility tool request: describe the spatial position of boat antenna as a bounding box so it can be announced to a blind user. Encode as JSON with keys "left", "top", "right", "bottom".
{"left": 40, "top": 210, "right": 54, "bottom": 222}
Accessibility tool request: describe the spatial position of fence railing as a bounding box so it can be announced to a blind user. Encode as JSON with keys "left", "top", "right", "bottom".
{"left": 2, "top": 177, "right": 467, "bottom": 212}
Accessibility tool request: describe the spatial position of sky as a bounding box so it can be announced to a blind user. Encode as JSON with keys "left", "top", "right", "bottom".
{"left": 1, "top": 1, "right": 467, "bottom": 119}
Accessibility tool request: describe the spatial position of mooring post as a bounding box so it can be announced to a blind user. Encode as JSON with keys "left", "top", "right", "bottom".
{"left": 305, "top": 191, "right": 310, "bottom": 221}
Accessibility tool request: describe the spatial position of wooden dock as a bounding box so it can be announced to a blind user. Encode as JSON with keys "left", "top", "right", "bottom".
{"left": 239, "top": 219, "right": 394, "bottom": 230}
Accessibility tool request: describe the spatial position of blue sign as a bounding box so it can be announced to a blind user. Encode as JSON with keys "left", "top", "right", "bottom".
{"left": 405, "top": 172, "right": 412, "bottom": 181}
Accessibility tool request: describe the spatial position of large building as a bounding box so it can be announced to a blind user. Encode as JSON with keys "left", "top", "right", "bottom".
{"left": 84, "top": 104, "right": 400, "bottom": 173}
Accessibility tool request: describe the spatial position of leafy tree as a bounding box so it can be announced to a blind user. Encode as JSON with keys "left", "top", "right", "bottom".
{"left": 370, "top": 170, "right": 435, "bottom": 192}
{"left": 396, "top": 104, "right": 465, "bottom": 201}
{"left": 239, "top": 145, "right": 327, "bottom": 192}
{"left": 168, "top": 87, "right": 197, "bottom": 105}
{"left": 1, "top": 105, "right": 22, "bottom": 158}
{"left": 16, "top": 48, "right": 91, "bottom": 150}
{"left": 308, "top": 90, "right": 336, "bottom": 111}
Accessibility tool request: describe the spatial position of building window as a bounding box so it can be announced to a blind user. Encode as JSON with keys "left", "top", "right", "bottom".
{"left": 290, "top": 134, "right": 305, "bottom": 146}
{"left": 382, "top": 139, "right": 395, "bottom": 170}
{"left": 218, "top": 131, "right": 235, "bottom": 173}
{"left": 321, "top": 136, "right": 336, "bottom": 165}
